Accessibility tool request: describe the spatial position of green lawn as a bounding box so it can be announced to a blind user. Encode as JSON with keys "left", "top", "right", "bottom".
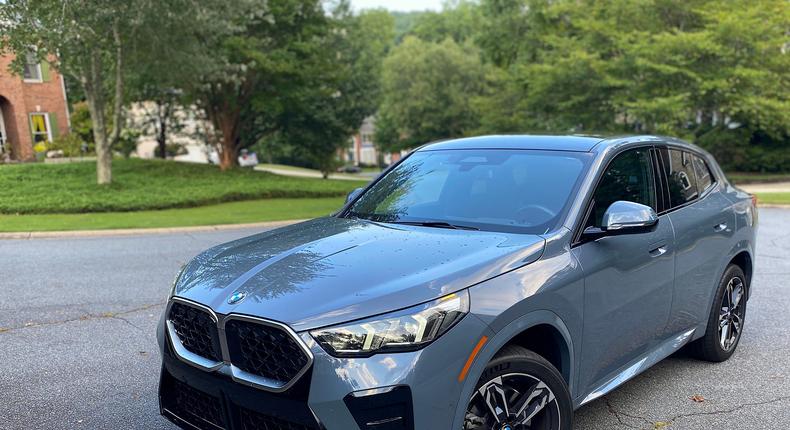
{"left": 0, "top": 197, "right": 345, "bottom": 232}
{"left": 0, "top": 159, "right": 366, "bottom": 214}
{"left": 728, "top": 172, "right": 790, "bottom": 185}
{"left": 756, "top": 192, "right": 790, "bottom": 205}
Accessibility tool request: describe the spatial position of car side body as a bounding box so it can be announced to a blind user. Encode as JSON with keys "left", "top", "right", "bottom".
{"left": 158, "top": 135, "right": 757, "bottom": 430}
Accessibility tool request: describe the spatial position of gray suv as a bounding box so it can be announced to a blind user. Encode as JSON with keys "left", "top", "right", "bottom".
{"left": 158, "top": 135, "right": 757, "bottom": 430}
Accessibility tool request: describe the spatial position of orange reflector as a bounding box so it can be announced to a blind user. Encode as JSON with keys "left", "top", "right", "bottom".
{"left": 458, "top": 336, "right": 488, "bottom": 382}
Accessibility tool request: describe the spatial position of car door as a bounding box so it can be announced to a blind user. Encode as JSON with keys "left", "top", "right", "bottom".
{"left": 656, "top": 147, "right": 736, "bottom": 334}
{"left": 572, "top": 147, "right": 675, "bottom": 394}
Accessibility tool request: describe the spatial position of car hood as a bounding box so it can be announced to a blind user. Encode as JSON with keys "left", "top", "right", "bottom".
{"left": 174, "top": 217, "right": 545, "bottom": 331}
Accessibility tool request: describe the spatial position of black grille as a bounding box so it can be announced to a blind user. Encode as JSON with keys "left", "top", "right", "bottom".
{"left": 225, "top": 319, "right": 310, "bottom": 384}
{"left": 239, "top": 407, "right": 317, "bottom": 430}
{"left": 163, "top": 376, "right": 226, "bottom": 430}
{"left": 169, "top": 302, "right": 222, "bottom": 362}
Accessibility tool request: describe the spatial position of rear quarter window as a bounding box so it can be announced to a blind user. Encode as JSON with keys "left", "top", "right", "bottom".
{"left": 693, "top": 155, "right": 714, "bottom": 192}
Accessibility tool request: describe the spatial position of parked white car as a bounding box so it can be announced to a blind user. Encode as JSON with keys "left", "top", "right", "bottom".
{"left": 207, "top": 149, "right": 259, "bottom": 167}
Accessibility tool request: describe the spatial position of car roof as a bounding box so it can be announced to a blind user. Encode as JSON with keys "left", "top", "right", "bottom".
{"left": 419, "top": 135, "right": 607, "bottom": 152}
{"left": 417, "top": 134, "right": 696, "bottom": 153}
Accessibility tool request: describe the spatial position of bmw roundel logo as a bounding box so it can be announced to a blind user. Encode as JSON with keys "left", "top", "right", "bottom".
{"left": 227, "top": 291, "right": 247, "bottom": 305}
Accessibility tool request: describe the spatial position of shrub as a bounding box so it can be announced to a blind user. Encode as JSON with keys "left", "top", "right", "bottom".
{"left": 48, "top": 133, "right": 87, "bottom": 157}
{"left": 70, "top": 102, "right": 93, "bottom": 144}
{"left": 33, "top": 142, "right": 47, "bottom": 153}
{"left": 117, "top": 129, "right": 141, "bottom": 158}
{"left": 695, "top": 126, "right": 790, "bottom": 173}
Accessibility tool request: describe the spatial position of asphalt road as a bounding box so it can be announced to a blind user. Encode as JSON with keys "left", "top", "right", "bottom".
{"left": 1, "top": 209, "right": 788, "bottom": 429}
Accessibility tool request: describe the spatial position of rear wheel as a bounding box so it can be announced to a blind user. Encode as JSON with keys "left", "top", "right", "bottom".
{"left": 464, "top": 345, "right": 572, "bottom": 430}
{"left": 690, "top": 264, "right": 748, "bottom": 362}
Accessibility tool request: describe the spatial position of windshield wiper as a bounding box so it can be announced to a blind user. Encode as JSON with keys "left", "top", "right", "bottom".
{"left": 392, "top": 221, "right": 479, "bottom": 231}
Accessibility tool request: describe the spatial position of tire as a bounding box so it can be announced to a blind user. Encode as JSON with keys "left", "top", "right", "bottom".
{"left": 464, "top": 345, "right": 572, "bottom": 430}
{"left": 689, "top": 264, "right": 748, "bottom": 362}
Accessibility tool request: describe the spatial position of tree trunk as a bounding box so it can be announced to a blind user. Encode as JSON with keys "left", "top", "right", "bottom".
{"left": 156, "top": 100, "right": 168, "bottom": 159}
{"left": 219, "top": 144, "right": 237, "bottom": 170}
{"left": 89, "top": 101, "right": 112, "bottom": 184}
{"left": 96, "top": 143, "right": 113, "bottom": 184}
{"left": 216, "top": 112, "right": 239, "bottom": 171}
{"left": 82, "top": 23, "right": 124, "bottom": 185}
{"left": 84, "top": 50, "right": 112, "bottom": 184}
{"left": 108, "top": 21, "right": 125, "bottom": 153}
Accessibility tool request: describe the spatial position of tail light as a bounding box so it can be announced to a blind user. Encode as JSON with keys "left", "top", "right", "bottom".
{"left": 751, "top": 195, "right": 758, "bottom": 207}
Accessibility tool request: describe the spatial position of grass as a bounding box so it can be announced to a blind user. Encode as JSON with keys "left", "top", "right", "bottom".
{"left": 0, "top": 158, "right": 366, "bottom": 214}
{"left": 0, "top": 197, "right": 345, "bottom": 232}
{"left": 756, "top": 192, "right": 790, "bottom": 205}
{"left": 728, "top": 172, "right": 790, "bottom": 185}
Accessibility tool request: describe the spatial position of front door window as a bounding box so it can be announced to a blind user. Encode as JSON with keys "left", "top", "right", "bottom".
{"left": 585, "top": 148, "right": 656, "bottom": 228}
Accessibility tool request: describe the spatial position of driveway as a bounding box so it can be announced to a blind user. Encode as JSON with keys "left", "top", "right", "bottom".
{"left": 0, "top": 209, "right": 787, "bottom": 429}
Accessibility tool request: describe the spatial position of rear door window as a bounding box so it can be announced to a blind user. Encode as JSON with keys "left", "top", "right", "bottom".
{"left": 658, "top": 148, "right": 699, "bottom": 208}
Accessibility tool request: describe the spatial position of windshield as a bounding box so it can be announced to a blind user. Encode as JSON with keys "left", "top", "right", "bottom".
{"left": 345, "top": 149, "right": 591, "bottom": 234}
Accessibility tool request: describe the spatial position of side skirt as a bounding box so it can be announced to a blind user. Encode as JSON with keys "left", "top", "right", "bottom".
{"left": 575, "top": 327, "right": 696, "bottom": 408}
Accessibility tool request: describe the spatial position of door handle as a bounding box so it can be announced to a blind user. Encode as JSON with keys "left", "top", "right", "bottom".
{"left": 713, "top": 223, "right": 728, "bottom": 232}
{"left": 649, "top": 245, "right": 667, "bottom": 257}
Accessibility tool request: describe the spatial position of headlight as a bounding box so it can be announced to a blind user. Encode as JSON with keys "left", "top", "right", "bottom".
{"left": 310, "top": 290, "right": 469, "bottom": 357}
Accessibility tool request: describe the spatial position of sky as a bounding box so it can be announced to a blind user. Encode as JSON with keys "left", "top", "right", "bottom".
{"left": 351, "top": 0, "right": 442, "bottom": 12}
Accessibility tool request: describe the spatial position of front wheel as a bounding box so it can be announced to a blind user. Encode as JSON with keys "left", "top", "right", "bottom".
{"left": 689, "top": 264, "right": 748, "bottom": 362}
{"left": 464, "top": 345, "right": 572, "bottom": 430}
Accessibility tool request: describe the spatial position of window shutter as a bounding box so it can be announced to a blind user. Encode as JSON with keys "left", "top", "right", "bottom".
{"left": 49, "top": 114, "right": 58, "bottom": 139}
{"left": 40, "top": 62, "right": 51, "bottom": 82}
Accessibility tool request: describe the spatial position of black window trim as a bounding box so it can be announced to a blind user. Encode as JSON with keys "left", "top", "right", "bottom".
{"left": 571, "top": 144, "right": 660, "bottom": 247}
{"left": 650, "top": 147, "right": 670, "bottom": 213}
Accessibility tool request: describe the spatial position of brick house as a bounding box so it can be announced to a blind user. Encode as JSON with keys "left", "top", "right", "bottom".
{"left": 342, "top": 116, "right": 404, "bottom": 167}
{"left": 0, "top": 52, "right": 70, "bottom": 161}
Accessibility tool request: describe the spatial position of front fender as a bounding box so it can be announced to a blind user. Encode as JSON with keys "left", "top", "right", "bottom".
{"left": 450, "top": 310, "right": 575, "bottom": 428}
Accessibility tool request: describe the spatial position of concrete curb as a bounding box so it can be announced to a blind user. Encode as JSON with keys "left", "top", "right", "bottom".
{"left": 1, "top": 205, "right": 787, "bottom": 240}
{"left": 0, "top": 219, "right": 307, "bottom": 240}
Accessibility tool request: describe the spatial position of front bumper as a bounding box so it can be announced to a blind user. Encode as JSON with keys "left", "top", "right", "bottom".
{"left": 157, "top": 309, "right": 492, "bottom": 429}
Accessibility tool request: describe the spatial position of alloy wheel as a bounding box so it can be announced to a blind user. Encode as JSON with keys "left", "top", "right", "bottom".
{"left": 464, "top": 373, "right": 561, "bottom": 430}
{"left": 719, "top": 276, "right": 745, "bottom": 351}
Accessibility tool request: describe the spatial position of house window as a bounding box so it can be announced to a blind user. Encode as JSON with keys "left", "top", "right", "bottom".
{"left": 30, "top": 113, "right": 52, "bottom": 143}
{"left": 23, "top": 51, "right": 42, "bottom": 82}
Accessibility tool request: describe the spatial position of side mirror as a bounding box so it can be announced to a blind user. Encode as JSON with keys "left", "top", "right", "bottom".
{"left": 583, "top": 201, "right": 658, "bottom": 241}
{"left": 346, "top": 187, "right": 364, "bottom": 204}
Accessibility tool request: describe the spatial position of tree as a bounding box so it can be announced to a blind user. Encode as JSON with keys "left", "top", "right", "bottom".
{"left": 272, "top": 4, "right": 395, "bottom": 178}
{"left": 125, "top": 0, "right": 217, "bottom": 160}
{"left": 0, "top": 0, "right": 214, "bottom": 183}
{"left": 474, "top": 0, "right": 790, "bottom": 161}
{"left": 410, "top": 0, "right": 482, "bottom": 43}
{"left": 477, "top": 0, "right": 534, "bottom": 67}
{"left": 192, "top": 0, "right": 332, "bottom": 171}
{"left": 0, "top": 1, "right": 145, "bottom": 184}
{"left": 376, "top": 37, "right": 489, "bottom": 151}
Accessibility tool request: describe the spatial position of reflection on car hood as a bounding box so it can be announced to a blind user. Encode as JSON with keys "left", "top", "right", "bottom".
{"left": 175, "top": 217, "right": 545, "bottom": 331}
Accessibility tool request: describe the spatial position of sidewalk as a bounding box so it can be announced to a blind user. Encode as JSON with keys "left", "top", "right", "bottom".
{"left": 738, "top": 181, "right": 790, "bottom": 194}
{"left": 255, "top": 165, "right": 374, "bottom": 181}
